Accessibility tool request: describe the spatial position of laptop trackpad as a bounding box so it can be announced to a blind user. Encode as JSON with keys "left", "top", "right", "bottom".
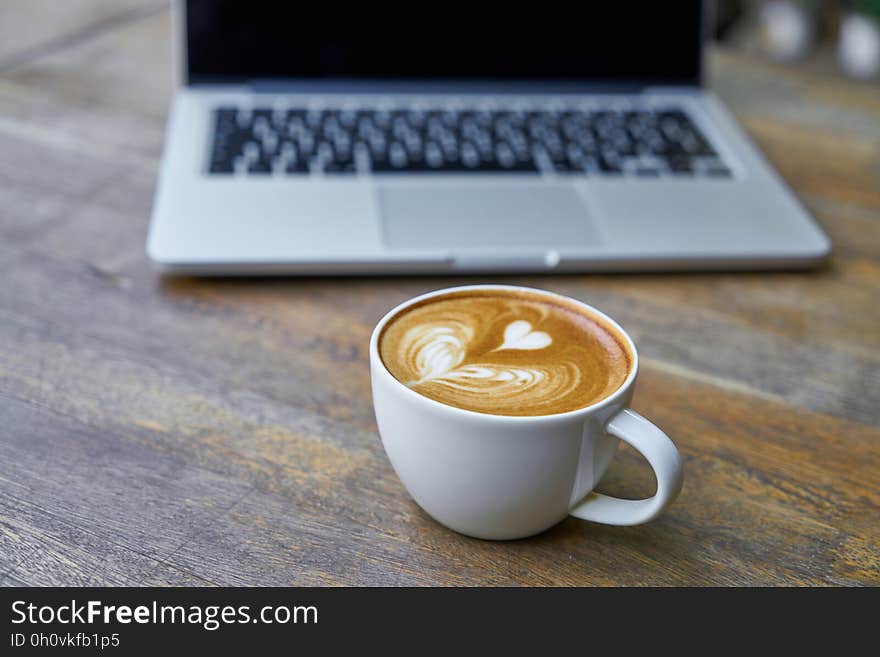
{"left": 379, "top": 184, "right": 599, "bottom": 249}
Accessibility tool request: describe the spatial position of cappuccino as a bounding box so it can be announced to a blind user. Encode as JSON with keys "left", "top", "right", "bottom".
{"left": 378, "top": 289, "right": 631, "bottom": 416}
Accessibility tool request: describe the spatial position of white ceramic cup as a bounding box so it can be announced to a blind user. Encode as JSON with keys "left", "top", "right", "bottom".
{"left": 370, "top": 285, "right": 683, "bottom": 540}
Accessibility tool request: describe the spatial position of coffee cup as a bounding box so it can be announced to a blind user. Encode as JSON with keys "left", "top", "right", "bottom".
{"left": 370, "top": 284, "right": 683, "bottom": 540}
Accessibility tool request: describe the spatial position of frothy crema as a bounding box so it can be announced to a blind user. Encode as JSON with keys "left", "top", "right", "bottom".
{"left": 378, "top": 289, "right": 631, "bottom": 416}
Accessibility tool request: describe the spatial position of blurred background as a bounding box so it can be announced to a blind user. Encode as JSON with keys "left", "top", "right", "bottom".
{"left": 716, "top": 0, "right": 880, "bottom": 78}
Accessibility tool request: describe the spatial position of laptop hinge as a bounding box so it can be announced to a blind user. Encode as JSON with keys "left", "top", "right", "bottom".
{"left": 243, "top": 79, "right": 652, "bottom": 95}
{"left": 452, "top": 253, "right": 560, "bottom": 272}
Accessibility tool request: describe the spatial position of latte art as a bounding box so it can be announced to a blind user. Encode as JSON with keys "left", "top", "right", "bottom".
{"left": 379, "top": 290, "right": 631, "bottom": 416}
{"left": 405, "top": 320, "right": 568, "bottom": 402}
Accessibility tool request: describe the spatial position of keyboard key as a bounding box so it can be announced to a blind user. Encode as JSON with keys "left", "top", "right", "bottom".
{"left": 425, "top": 142, "right": 444, "bottom": 168}
{"left": 461, "top": 142, "right": 480, "bottom": 168}
{"left": 496, "top": 142, "right": 516, "bottom": 161}
{"left": 389, "top": 142, "right": 408, "bottom": 168}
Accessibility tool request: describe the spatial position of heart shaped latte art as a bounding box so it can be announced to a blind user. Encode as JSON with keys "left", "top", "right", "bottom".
{"left": 495, "top": 320, "right": 552, "bottom": 351}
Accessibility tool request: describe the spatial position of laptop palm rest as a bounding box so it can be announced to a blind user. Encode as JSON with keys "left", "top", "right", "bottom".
{"left": 378, "top": 184, "right": 600, "bottom": 250}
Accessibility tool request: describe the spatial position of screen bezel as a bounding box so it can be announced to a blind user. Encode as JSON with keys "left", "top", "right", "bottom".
{"left": 178, "top": 1, "right": 707, "bottom": 90}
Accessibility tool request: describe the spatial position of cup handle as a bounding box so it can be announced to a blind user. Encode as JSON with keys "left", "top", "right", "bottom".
{"left": 569, "top": 408, "right": 684, "bottom": 526}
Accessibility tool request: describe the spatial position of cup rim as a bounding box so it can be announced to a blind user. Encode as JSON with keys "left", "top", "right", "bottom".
{"left": 369, "top": 284, "right": 639, "bottom": 422}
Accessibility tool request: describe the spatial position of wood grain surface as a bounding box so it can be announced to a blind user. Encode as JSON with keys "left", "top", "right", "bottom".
{"left": 0, "top": 2, "right": 877, "bottom": 586}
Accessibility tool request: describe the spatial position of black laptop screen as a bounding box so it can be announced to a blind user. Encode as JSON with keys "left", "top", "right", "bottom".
{"left": 185, "top": 1, "right": 703, "bottom": 86}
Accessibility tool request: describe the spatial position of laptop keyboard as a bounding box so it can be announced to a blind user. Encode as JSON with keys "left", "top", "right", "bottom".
{"left": 207, "top": 106, "right": 731, "bottom": 177}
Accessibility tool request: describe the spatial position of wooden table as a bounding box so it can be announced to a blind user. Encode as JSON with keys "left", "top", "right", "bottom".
{"left": 1, "top": 1, "right": 877, "bottom": 586}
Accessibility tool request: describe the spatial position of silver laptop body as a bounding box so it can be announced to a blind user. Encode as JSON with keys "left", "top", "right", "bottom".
{"left": 148, "top": 1, "right": 830, "bottom": 274}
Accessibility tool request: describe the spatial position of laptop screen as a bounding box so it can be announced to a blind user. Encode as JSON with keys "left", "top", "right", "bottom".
{"left": 185, "top": 1, "right": 703, "bottom": 87}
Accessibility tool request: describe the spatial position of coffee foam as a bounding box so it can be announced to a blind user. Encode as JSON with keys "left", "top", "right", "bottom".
{"left": 378, "top": 289, "right": 631, "bottom": 416}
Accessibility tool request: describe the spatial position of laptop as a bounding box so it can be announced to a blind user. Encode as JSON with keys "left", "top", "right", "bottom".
{"left": 147, "top": 0, "right": 831, "bottom": 274}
